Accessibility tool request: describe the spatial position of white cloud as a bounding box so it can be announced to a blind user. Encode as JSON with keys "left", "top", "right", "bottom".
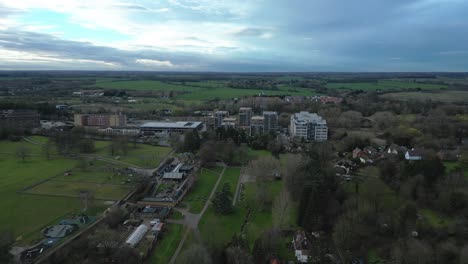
{"left": 136, "top": 59, "right": 174, "bottom": 67}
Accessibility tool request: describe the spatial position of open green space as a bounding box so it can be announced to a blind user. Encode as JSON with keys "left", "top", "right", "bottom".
{"left": 94, "top": 140, "right": 171, "bottom": 168}
{"left": 92, "top": 79, "right": 316, "bottom": 101}
{"left": 26, "top": 180, "right": 131, "bottom": 200}
{"left": 198, "top": 180, "right": 287, "bottom": 249}
{"left": 147, "top": 224, "right": 185, "bottom": 264}
{"left": 184, "top": 168, "right": 221, "bottom": 213}
{"left": 381, "top": 91, "right": 468, "bottom": 103}
{"left": 94, "top": 80, "right": 203, "bottom": 92}
{"left": 216, "top": 167, "right": 241, "bottom": 193}
{"left": 326, "top": 80, "right": 447, "bottom": 90}
{"left": 55, "top": 170, "right": 129, "bottom": 184}
{"left": 0, "top": 141, "right": 83, "bottom": 243}
{"left": 419, "top": 209, "right": 453, "bottom": 229}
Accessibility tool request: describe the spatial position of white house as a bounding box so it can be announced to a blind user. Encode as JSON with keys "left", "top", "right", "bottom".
{"left": 405, "top": 149, "right": 423, "bottom": 160}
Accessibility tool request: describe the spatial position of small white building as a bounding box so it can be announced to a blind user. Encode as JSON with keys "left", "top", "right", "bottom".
{"left": 125, "top": 224, "right": 149, "bottom": 248}
{"left": 405, "top": 149, "right": 423, "bottom": 160}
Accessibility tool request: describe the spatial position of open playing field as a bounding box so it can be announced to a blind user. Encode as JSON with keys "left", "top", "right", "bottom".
{"left": 93, "top": 140, "right": 172, "bottom": 168}
{"left": 0, "top": 139, "right": 134, "bottom": 244}
{"left": 326, "top": 80, "right": 447, "bottom": 90}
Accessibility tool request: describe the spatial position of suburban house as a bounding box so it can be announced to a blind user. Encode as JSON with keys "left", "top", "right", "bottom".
{"left": 405, "top": 149, "right": 423, "bottom": 160}
{"left": 292, "top": 230, "right": 311, "bottom": 263}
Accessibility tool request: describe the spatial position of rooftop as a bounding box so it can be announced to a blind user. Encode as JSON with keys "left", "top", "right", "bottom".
{"left": 293, "top": 111, "right": 326, "bottom": 125}
{"left": 140, "top": 121, "right": 203, "bottom": 129}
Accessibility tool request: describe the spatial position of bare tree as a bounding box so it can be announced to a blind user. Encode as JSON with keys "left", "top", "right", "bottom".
{"left": 15, "top": 145, "right": 31, "bottom": 162}
{"left": 272, "top": 188, "right": 292, "bottom": 229}
{"left": 226, "top": 246, "right": 254, "bottom": 264}
{"left": 87, "top": 225, "right": 120, "bottom": 256}
{"left": 246, "top": 156, "right": 280, "bottom": 211}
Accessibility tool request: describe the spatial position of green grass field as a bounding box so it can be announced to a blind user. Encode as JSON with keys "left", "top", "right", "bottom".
{"left": 326, "top": 80, "right": 447, "bottom": 90}
{"left": 93, "top": 140, "right": 171, "bottom": 168}
{"left": 0, "top": 139, "right": 135, "bottom": 244}
{"left": 184, "top": 168, "right": 221, "bottom": 213}
{"left": 92, "top": 79, "right": 317, "bottom": 101}
{"left": 0, "top": 141, "right": 82, "bottom": 242}
{"left": 146, "top": 224, "right": 185, "bottom": 264}
{"left": 26, "top": 180, "right": 131, "bottom": 200}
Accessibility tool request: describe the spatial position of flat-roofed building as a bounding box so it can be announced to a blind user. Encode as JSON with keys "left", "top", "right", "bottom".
{"left": 214, "top": 111, "right": 229, "bottom": 128}
{"left": 290, "top": 111, "right": 328, "bottom": 141}
{"left": 140, "top": 121, "right": 203, "bottom": 134}
{"left": 239, "top": 107, "right": 252, "bottom": 127}
{"left": 263, "top": 111, "right": 278, "bottom": 134}
{"left": 74, "top": 114, "right": 126, "bottom": 128}
{"left": 221, "top": 117, "right": 237, "bottom": 129}
{"left": 250, "top": 116, "right": 264, "bottom": 136}
{"left": 0, "top": 109, "right": 40, "bottom": 130}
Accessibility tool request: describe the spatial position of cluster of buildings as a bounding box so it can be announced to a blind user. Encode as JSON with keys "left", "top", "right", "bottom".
{"left": 72, "top": 110, "right": 328, "bottom": 142}
{"left": 0, "top": 109, "right": 40, "bottom": 130}
{"left": 212, "top": 108, "right": 280, "bottom": 136}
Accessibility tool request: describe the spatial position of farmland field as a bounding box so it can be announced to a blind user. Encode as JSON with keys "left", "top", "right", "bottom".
{"left": 92, "top": 79, "right": 317, "bottom": 100}
{"left": 326, "top": 80, "right": 447, "bottom": 90}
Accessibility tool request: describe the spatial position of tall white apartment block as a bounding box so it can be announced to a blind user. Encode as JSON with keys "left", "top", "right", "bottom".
{"left": 290, "top": 111, "right": 328, "bottom": 141}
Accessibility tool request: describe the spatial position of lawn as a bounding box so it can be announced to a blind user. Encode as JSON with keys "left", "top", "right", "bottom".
{"left": 326, "top": 80, "right": 447, "bottom": 91}
{"left": 419, "top": 209, "right": 453, "bottom": 229}
{"left": 0, "top": 139, "right": 123, "bottom": 244}
{"left": 26, "top": 180, "right": 131, "bottom": 200}
{"left": 184, "top": 168, "right": 221, "bottom": 213}
{"left": 0, "top": 141, "right": 81, "bottom": 242}
{"left": 216, "top": 167, "right": 241, "bottom": 193}
{"left": 146, "top": 224, "right": 185, "bottom": 264}
{"left": 198, "top": 180, "right": 287, "bottom": 249}
{"left": 92, "top": 140, "right": 172, "bottom": 168}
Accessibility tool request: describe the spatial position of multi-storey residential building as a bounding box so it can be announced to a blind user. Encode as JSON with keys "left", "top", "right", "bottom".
{"left": 221, "top": 117, "right": 237, "bottom": 129}
{"left": 214, "top": 111, "right": 229, "bottom": 129}
{"left": 239, "top": 107, "right": 252, "bottom": 127}
{"left": 0, "top": 109, "right": 40, "bottom": 130}
{"left": 290, "top": 111, "right": 328, "bottom": 141}
{"left": 74, "top": 114, "right": 126, "bottom": 128}
{"left": 263, "top": 111, "right": 278, "bottom": 133}
{"left": 250, "top": 116, "right": 265, "bottom": 136}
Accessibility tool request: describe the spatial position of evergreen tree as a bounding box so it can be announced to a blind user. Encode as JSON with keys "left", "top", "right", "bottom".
{"left": 213, "top": 183, "right": 233, "bottom": 214}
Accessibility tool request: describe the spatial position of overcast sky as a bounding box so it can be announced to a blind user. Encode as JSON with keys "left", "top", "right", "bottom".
{"left": 0, "top": 0, "right": 467, "bottom": 71}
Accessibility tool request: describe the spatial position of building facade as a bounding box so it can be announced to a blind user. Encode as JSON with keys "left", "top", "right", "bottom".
{"left": 214, "top": 111, "right": 229, "bottom": 129}
{"left": 140, "top": 121, "right": 204, "bottom": 134}
{"left": 290, "top": 111, "right": 328, "bottom": 141}
{"left": 239, "top": 107, "right": 252, "bottom": 127}
{"left": 74, "top": 114, "right": 126, "bottom": 128}
{"left": 263, "top": 111, "right": 278, "bottom": 134}
{"left": 250, "top": 116, "right": 264, "bottom": 136}
{"left": 0, "top": 109, "right": 40, "bottom": 130}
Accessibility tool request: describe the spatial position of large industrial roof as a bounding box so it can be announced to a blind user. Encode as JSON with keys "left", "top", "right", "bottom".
{"left": 140, "top": 121, "right": 203, "bottom": 129}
